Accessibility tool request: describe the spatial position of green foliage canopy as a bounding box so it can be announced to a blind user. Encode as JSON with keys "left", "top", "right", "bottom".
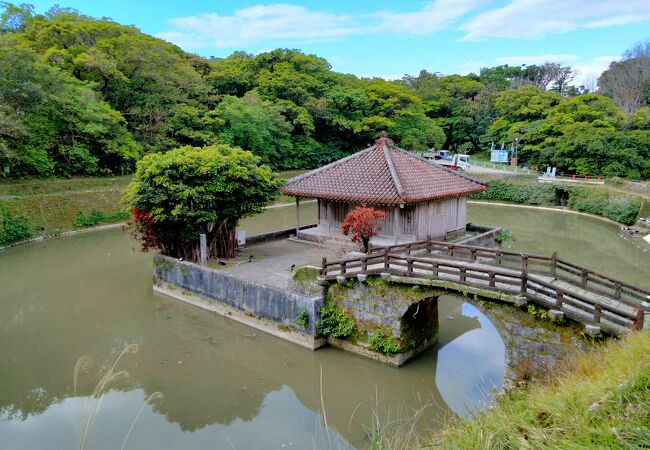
{"left": 0, "top": 3, "right": 648, "bottom": 181}
{"left": 124, "top": 144, "right": 279, "bottom": 259}
{"left": 0, "top": 45, "right": 138, "bottom": 176}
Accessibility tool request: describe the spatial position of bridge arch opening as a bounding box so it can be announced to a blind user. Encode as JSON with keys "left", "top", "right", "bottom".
{"left": 399, "top": 297, "right": 439, "bottom": 349}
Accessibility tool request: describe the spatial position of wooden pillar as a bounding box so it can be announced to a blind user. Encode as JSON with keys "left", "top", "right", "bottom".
{"left": 394, "top": 206, "right": 401, "bottom": 244}
{"left": 327, "top": 202, "right": 332, "bottom": 234}
{"left": 295, "top": 197, "right": 300, "bottom": 236}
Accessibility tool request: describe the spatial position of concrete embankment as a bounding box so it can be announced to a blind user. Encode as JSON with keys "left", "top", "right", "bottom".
{"left": 153, "top": 254, "right": 325, "bottom": 350}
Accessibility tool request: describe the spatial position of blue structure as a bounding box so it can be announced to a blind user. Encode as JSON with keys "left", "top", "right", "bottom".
{"left": 490, "top": 148, "right": 509, "bottom": 163}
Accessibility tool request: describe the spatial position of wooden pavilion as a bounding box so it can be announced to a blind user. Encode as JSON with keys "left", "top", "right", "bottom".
{"left": 282, "top": 132, "right": 487, "bottom": 246}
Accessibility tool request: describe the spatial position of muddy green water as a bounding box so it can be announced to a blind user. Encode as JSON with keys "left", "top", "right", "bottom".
{"left": 1, "top": 204, "right": 648, "bottom": 450}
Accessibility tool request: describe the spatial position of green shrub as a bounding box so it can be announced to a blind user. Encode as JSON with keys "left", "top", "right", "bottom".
{"left": 472, "top": 180, "right": 641, "bottom": 225}
{"left": 495, "top": 229, "right": 516, "bottom": 243}
{"left": 317, "top": 300, "right": 356, "bottom": 338}
{"left": 527, "top": 304, "right": 550, "bottom": 321}
{"left": 471, "top": 180, "right": 557, "bottom": 205}
{"left": 640, "top": 199, "right": 650, "bottom": 220}
{"left": 293, "top": 309, "right": 310, "bottom": 328}
{"left": 369, "top": 326, "right": 400, "bottom": 354}
{"left": 292, "top": 266, "right": 319, "bottom": 283}
{"left": 0, "top": 205, "right": 31, "bottom": 245}
{"left": 73, "top": 209, "right": 130, "bottom": 228}
{"left": 567, "top": 189, "right": 640, "bottom": 225}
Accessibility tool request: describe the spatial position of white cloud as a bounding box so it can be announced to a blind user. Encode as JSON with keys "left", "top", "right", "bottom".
{"left": 572, "top": 55, "right": 617, "bottom": 88}
{"left": 156, "top": 4, "right": 359, "bottom": 49}
{"left": 374, "top": 0, "right": 488, "bottom": 35}
{"left": 156, "top": 1, "right": 487, "bottom": 49}
{"left": 461, "top": 0, "right": 650, "bottom": 40}
{"left": 158, "top": 1, "right": 650, "bottom": 50}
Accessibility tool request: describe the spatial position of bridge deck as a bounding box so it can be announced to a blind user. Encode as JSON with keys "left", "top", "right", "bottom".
{"left": 319, "top": 239, "right": 650, "bottom": 336}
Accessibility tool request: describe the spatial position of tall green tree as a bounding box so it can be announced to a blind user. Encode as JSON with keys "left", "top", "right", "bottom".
{"left": 0, "top": 45, "right": 138, "bottom": 176}
{"left": 5, "top": 4, "right": 212, "bottom": 152}
{"left": 213, "top": 93, "right": 295, "bottom": 170}
{"left": 124, "top": 144, "right": 280, "bottom": 259}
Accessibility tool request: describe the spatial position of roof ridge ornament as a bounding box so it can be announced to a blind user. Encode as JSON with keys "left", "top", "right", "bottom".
{"left": 375, "top": 130, "right": 390, "bottom": 149}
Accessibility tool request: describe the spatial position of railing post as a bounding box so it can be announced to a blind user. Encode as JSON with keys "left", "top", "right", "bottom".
{"left": 321, "top": 257, "right": 326, "bottom": 277}
{"left": 521, "top": 254, "right": 528, "bottom": 271}
{"left": 496, "top": 251, "right": 502, "bottom": 265}
{"left": 448, "top": 245, "right": 454, "bottom": 258}
{"left": 460, "top": 267, "right": 466, "bottom": 282}
{"left": 470, "top": 249, "right": 477, "bottom": 262}
{"left": 383, "top": 248, "right": 389, "bottom": 269}
{"left": 555, "top": 288, "right": 563, "bottom": 308}
{"left": 406, "top": 258, "right": 413, "bottom": 277}
{"left": 341, "top": 261, "right": 347, "bottom": 275}
{"left": 614, "top": 282, "right": 621, "bottom": 299}
{"left": 593, "top": 304, "right": 601, "bottom": 324}
{"left": 426, "top": 236, "right": 431, "bottom": 254}
{"left": 581, "top": 269, "right": 588, "bottom": 285}
{"left": 550, "top": 251, "right": 557, "bottom": 277}
{"left": 361, "top": 256, "right": 367, "bottom": 272}
{"left": 432, "top": 262, "right": 439, "bottom": 277}
{"left": 489, "top": 272, "right": 495, "bottom": 287}
{"left": 520, "top": 269, "right": 528, "bottom": 293}
{"left": 367, "top": 242, "right": 372, "bottom": 254}
{"left": 635, "top": 308, "right": 645, "bottom": 330}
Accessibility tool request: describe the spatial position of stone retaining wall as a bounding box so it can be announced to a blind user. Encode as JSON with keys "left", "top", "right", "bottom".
{"left": 458, "top": 223, "right": 501, "bottom": 247}
{"left": 153, "top": 255, "right": 324, "bottom": 343}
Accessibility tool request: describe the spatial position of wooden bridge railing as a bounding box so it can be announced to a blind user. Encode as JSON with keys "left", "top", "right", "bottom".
{"left": 366, "top": 239, "right": 650, "bottom": 315}
{"left": 320, "top": 240, "right": 649, "bottom": 335}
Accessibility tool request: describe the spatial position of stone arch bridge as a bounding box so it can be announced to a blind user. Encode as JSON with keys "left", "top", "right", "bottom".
{"left": 319, "top": 238, "right": 650, "bottom": 339}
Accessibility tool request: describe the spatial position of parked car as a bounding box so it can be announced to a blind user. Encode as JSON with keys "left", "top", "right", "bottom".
{"left": 421, "top": 151, "right": 471, "bottom": 171}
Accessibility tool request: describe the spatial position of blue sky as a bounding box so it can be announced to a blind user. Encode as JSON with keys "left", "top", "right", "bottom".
{"left": 27, "top": 0, "right": 650, "bottom": 86}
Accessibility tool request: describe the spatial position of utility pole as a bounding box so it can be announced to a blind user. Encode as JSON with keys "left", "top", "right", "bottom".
{"left": 511, "top": 138, "right": 519, "bottom": 167}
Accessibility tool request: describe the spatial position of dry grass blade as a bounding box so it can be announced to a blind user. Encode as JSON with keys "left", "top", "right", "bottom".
{"left": 78, "top": 344, "right": 140, "bottom": 450}
{"left": 119, "top": 392, "right": 164, "bottom": 450}
{"left": 73, "top": 356, "right": 93, "bottom": 396}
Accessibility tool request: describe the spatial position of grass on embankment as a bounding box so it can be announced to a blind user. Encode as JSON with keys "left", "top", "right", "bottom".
{"left": 1, "top": 189, "right": 127, "bottom": 236}
{"left": 425, "top": 331, "right": 650, "bottom": 449}
{"left": 470, "top": 178, "right": 644, "bottom": 225}
{"left": 0, "top": 176, "right": 133, "bottom": 241}
{"left": 0, "top": 175, "right": 132, "bottom": 197}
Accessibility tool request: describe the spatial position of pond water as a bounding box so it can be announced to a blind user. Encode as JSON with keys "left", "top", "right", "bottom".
{"left": 1, "top": 203, "right": 648, "bottom": 449}
{"left": 467, "top": 202, "right": 650, "bottom": 288}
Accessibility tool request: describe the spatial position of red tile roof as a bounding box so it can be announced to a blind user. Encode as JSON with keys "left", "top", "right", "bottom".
{"left": 282, "top": 138, "right": 486, "bottom": 204}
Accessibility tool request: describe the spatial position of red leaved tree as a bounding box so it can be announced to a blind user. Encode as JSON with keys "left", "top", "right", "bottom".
{"left": 124, "top": 208, "right": 159, "bottom": 252}
{"left": 341, "top": 206, "right": 386, "bottom": 253}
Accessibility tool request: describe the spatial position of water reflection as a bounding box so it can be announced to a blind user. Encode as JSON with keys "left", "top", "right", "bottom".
{"left": 436, "top": 302, "right": 505, "bottom": 418}
{"left": 0, "top": 387, "right": 353, "bottom": 450}
{"left": 0, "top": 229, "right": 511, "bottom": 449}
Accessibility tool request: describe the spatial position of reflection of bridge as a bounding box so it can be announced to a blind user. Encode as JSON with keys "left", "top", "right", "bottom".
{"left": 319, "top": 239, "right": 650, "bottom": 336}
